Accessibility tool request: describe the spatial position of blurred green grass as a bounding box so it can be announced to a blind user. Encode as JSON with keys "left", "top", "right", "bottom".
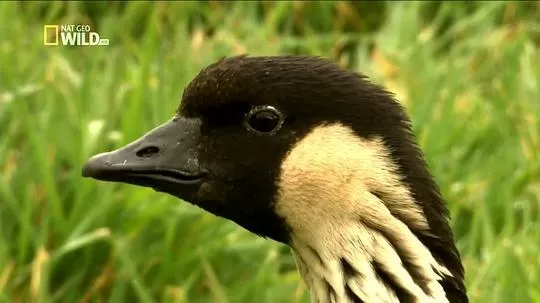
{"left": 0, "top": 1, "right": 539, "bottom": 302}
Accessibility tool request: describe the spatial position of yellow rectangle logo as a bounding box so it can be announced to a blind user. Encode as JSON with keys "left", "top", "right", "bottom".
{"left": 43, "top": 25, "right": 59, "bottom": 45}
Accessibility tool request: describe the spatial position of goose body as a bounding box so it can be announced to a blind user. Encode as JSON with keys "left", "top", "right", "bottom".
{"left": 82, "top": 56, "right": 468, "bottom": 303}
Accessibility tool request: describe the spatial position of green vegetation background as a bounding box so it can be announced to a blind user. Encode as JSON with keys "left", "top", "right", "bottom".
{"left": 1, "top": 1, "right": 539, "bottom": 302}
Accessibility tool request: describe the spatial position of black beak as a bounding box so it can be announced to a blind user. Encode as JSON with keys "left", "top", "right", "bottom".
{"left": 82, "top": 116, "right": 206, "bottom": 196}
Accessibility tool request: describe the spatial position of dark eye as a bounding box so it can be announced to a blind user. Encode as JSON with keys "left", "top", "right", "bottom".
{"left": 244, "top": 105, "right": 284, "bottom": 135}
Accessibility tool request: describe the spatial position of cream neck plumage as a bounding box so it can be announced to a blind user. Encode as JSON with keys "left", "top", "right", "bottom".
{"left": 276, "top": 123, "right": 452, "bottom": 303}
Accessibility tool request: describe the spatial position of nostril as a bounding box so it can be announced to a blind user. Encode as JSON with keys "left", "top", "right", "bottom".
{"left": 136, "top": 146, "right": 160, "bottom": 158}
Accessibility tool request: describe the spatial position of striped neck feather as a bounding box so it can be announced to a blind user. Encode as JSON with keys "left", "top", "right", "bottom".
{"left": 290, "top": 220, "right": 451, "bottom": 303}
{"left": 276, "top": 123, "right": 453, "bottom": 303}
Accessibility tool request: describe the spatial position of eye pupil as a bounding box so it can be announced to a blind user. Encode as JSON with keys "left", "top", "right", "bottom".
{"left": 249, "top": 111, "right": 278, "bottom": 132}
{"left": 245, "top": 106, "right": 284, "bottom": 135}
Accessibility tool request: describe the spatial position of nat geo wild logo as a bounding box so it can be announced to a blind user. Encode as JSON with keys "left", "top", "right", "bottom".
{"left": 43, "top": 24, "right": 109, "bottom": 46}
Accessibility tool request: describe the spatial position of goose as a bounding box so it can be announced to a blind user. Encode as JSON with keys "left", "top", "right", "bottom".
{"left": 82, "top": 55, "right": 468, "bottom": 303}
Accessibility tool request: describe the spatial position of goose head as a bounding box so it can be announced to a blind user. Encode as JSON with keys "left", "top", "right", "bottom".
{"left": 82, "top": 55, "right": 468, "bottom": 303}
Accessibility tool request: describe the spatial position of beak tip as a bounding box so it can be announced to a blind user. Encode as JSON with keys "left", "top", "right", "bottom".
{"left": 81, "top": 152, "right": 110, "bottom": 178}
{"left": 81, "top": 162, "right": 93, "bottom": 178}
